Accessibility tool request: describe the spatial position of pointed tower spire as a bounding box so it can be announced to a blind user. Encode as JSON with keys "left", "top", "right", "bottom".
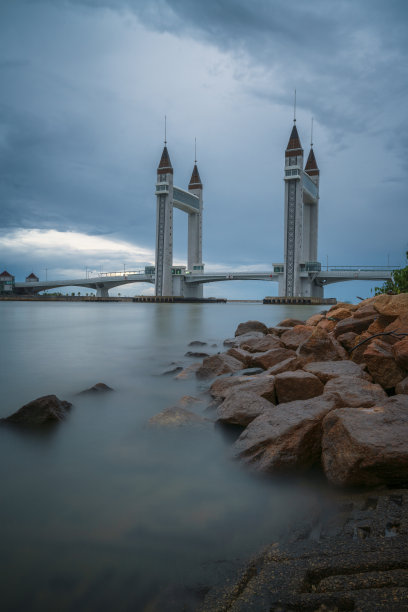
{"left": 188, "top": 164, "right": 202, "bottom": 190}
{"left": 157, "top": 146, "right": 173, "bottom": 175}
{"left": 305, "top": 119, "right": 319, "bottom": 177}
{"left": 305, "top": 148, "right": 319, "bottom": 176}
{"left": 157, "top": 116, "right": 173, "bottom": 175}
{"left": 286, "top": 124, "right": 303, "bottom": 156}
{"left": 189, "top": 137, "right": 202, "bottom": 190}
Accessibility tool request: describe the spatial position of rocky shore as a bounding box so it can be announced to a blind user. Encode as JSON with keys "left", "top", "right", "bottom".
{"left": 152, "top": 292, "right": 408, "bottom": 610}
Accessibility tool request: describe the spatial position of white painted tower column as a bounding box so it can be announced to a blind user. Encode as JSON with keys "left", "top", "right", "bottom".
{"left": 155, "top": 146, "right": 174, "bottom": 296}
{"left": 283, "top": 124, "right": 304, "bottom": 296}
{"left": 186, "top": 163, "right": 204, "bottom": 298}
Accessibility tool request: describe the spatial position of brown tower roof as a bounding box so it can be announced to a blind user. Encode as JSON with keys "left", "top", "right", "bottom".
{"left": 157, "top": 146, "right": 173, "bottom": 174}
{"left": 305, "top": 147, "right": 319, "bottom": 176}
{"left": 188, "top": 164, "right": 202, "bottom": 190}
{"left": 285, "top": 124, "right": 303, "bottom": 157}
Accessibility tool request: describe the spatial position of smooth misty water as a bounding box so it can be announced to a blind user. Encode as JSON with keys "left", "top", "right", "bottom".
{"left": 0, "top": 302, "right": 332, "bottom": 611}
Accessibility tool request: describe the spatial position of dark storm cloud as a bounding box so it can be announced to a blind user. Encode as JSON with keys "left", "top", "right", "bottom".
{"left": 1, "top": 0, "right": 407, "bottom": 300}
{"left": 64, "top": 0, "right": 408, "bottom": 156}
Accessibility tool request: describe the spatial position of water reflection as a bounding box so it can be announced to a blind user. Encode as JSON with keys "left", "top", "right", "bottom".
{"left": 0, "top": 301, "right": 327, "bottom": 611}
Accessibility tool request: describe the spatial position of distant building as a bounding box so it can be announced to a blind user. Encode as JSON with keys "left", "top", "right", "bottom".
{"left": 25, "top": 273, "right": 39, "bottom": 282}
{"left": 0, "top": 270, "right": 15, "bottom": 294}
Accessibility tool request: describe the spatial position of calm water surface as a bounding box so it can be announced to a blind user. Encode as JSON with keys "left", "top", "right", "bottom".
{"left": 0, "top": 302, "right": 332, "bottom": 611}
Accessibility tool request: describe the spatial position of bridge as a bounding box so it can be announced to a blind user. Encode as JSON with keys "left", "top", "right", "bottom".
{"left": 12, "top": 120, "right": 396, "bottom": 299}
{"left": 15, "top": 266, "right": 395, "bottom": 298}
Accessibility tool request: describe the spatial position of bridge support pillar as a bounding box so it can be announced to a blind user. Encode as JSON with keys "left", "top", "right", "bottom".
{"left": 96, "top": 285, "right": 109, "bottom": 298}
{"left": 171, "top": 276, "right": 203, "bottom": 298}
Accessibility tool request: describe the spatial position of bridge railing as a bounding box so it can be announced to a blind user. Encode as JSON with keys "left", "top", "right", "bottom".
{"left": 98, "top": 270, "right": 146, "bottom": 277}
{"left": 326, "top": 266, "right": 399, "bottom": 272}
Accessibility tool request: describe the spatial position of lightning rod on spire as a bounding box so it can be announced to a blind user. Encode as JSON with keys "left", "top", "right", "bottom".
{"left": 294, "top": 89, "right": 296, "bottom": 123}
{"left": 164, "top": 115, "right": 167, "bottom": 145}
{"left": 311, "top": 117, "right": 314, "bottom": 148}
{"left": 194, "top": 137, "right": 197, "bottom": 164}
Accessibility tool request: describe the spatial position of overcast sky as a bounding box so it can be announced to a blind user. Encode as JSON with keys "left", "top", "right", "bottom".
{"left": 1, "top": 0, "right": 407, "bottom": 300}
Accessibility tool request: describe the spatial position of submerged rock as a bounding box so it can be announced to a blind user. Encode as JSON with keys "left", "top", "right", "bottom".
{"left": 175, "top": 363, "right": 201, "bottom": 380}
{"left": 184, "top": 351, "right": 210, "bottom": 358}
{"left": 188, "top": 340, "right": 207, "bottom": 347}
{"left": 161, "top": 365, "right": 184, "bottom": 376}
{"left": 79, "top": 382, "right": 114, "bottom": 394}
{"left": 148, "top": 407, "right": 207, "bottom": 428}
{"left": 1, "top": 395, "right": 72, "bottom": 426}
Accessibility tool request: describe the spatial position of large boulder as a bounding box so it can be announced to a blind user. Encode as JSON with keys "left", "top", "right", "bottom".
{"left": 305, "top": 313, "right": 325, "bottom": 326}
{"left": 234, "top": 321, "right": 268, "bottom": 337}
{"left": 327, "top": 307, "right": 353, "bottom": 321}
{"left": 297, "top": 327, "right": 346, "bottom": 363}
{"left": 223, "top": 331, "right": 265, "bottom": 347}
{"left": 195, "top": 354, "right": 243, "bottom": 380}
{"left": 148, "top": 407, "right": 207, "bottom": 428}
{"left": 396, "top": 376, "right": 408, "bottom": 394}
{"left": 384, "top": 315, "right": 408, "bottom": 335}
{"left": 316, "top": 318, "right": 336, "bottom": 333}
{"left": 210, "top": 374, "right": 276, "bottom": 403}
{"left": 226, "top": 347, "right": 253, "bottom": 366}
{"left": 266, "top": 356, "right": 300, "bottom": 375}
{"left": 234, "top": 395, "right": 338, "bottom": 473}
{"left": 216, "top": 390, "right": 273, "bottom": 427}
{"left": 280, "top": 325, "right": 313, "bottom": 350}
{"left": 274, "top": 370, "right": 324, "bottom": 404}
{"left": 328, "top": 301, "right": 358, "bottom": 313}
{"left": 276, "top": 318, "right": 305, "bottom": 328}
{"left": 303, "top": 360, "right": 370, "bottom": 383}
{"left": 322, "top": 395, "right": 408, "bottom": 487}
{"left": 336, "top": 331, "right": 358, "bottom": 352}
{"left": 363, "top": 339, "right": 406, "bottom": 389}
{"left": 373, "top": 293, "right": 408, "bottom": 317}
{"left": 352, "top": 304, "right": 378, "bottom": 320}
{"left": 1, "top": 395, "right": 72, "bottom": 426}
{"left": 350, "top": 330, "right": 373, "bottom": 364}
{"left": 324, "top": 375, "right": 387, "bottom": 408}
{"left": 334, "top": 315, "right": 378, "bottom": 338}
{"left": 240, "top": 335, "right": 283, "bottom": 353}
{"left": 250, "top": 347, "right": 297, "bottom": 370}
{"left": 393, "top": 337, "right": 408, "bottom": 370}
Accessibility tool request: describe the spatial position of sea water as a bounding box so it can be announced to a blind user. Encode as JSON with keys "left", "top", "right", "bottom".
{"left": 0, "top": 302, "right": 333, "bottom": 611}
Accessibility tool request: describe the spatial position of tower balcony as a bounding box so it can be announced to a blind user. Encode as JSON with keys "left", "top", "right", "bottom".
{"left": 284, "top": 168, "right": 301, "bottom": 180}
{"left": 300, "top": 261, "right": 321, "bottom": 272}
{"left": 155, "top": 183, "right": 169, "bottom": 195}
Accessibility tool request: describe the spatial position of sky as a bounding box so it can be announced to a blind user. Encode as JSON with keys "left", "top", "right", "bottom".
{"left": 1, "top": 0, "right": 407, "bottom": 300}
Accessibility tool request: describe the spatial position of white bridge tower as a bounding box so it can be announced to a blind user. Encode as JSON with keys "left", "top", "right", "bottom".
{"left": 155, "top": 142, "right": 204, "bottom": 297}
{"left": 281, "top": 120, "right": 323, "bottom": 298}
